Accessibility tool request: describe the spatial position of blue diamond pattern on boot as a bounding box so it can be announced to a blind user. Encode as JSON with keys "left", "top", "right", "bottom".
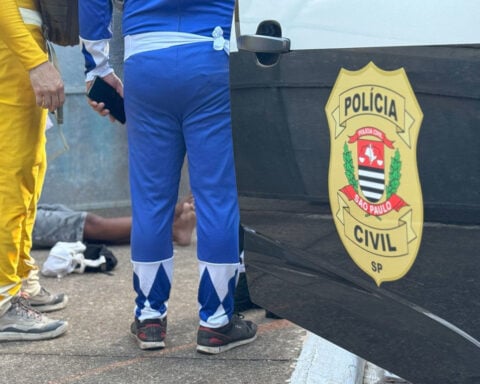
{"left": 198, "top": 267, "right": 222, "bottom": 322}
{"left": 133, "top": 259, "right": 173, "bottom": 319}
{"left": 198, "top": 262, "right": 239, "bottom": 328}
{"left": 221, "top": 272, "right": 237, "bottom": 316}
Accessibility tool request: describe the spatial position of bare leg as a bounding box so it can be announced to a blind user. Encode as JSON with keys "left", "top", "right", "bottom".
{"left": 83, "top": 215, "right": 132, "bottom": 244}
{"left": 82, "top": 196, "right": 196, "bottom": 245}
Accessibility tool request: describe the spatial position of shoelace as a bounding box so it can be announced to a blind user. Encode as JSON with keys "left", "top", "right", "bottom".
{"left": 10, "top": 296, "right": 43, "bottom": 320}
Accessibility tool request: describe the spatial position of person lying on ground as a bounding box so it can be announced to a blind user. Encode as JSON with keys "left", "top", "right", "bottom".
{"left": 32, "top": 196, "right": 196, "bottom": 248}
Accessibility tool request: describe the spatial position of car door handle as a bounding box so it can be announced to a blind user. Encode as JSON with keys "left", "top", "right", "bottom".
{"left": 237, "top": 34, "right": 291, "bottom": 53}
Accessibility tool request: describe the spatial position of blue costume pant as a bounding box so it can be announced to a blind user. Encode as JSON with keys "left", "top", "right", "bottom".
{"left": 124, "top": 43, "right": 239, "bottom": 328}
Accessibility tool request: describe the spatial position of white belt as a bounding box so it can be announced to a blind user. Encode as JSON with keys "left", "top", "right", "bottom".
{"left": 19, "top": 7, "right": 42, "bottom": 27}
{"left": 124, "top": 26, "right": 230, "bottom": 60}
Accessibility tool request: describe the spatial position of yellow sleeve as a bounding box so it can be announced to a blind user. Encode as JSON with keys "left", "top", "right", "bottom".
{"left": 0, "top": 0, "right": 48, "bottom": 70}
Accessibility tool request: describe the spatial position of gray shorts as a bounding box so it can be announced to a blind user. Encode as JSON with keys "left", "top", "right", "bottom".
{"left": 32, "top": 204, "right": 87, "bottom": 248}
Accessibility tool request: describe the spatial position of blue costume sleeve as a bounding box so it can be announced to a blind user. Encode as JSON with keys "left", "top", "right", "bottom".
{"left": 79, "top": 0, "right": 113, "bottom": 40}
{"left": 79, "top": 0, "right": 114, "bottom": 81}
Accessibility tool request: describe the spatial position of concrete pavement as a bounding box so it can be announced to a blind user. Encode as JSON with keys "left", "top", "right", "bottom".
{"left": 2, "top": 234, "right": 308, "bottom": 384}
{"left": 0, "top": 216, "right": 393, "bottom": 384}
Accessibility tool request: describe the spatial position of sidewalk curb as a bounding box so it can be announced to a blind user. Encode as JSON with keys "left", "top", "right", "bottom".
{"left": 290, "top": 332, "right": 365, "bottom": 384}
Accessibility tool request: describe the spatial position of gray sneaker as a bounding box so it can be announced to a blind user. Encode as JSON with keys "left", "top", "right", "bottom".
{"left": 28, "top": 287, "right": 68, "bottom": 312}
{"left": 196, "top": 314, "right": 257, "bottom": 354}
{"left": 0, "top": 296, "right": 68, "bottom": 341}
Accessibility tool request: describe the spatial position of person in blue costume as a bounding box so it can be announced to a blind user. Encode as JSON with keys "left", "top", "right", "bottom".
{"left": 78, "top": 0, "right": 257, "bottom": 353}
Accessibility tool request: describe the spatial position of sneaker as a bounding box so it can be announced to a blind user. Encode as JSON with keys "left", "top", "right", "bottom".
{"left": 0, "top": 296, "right": 68, "bottom": 341}
{"left": 27, "top": 287, "right": 68, "bottom": 312}
{"left": 130, "top": 317, "right": 166, "bottom": 350}
{"left": 196, "top": 314, "right": 257, "bottom": 354}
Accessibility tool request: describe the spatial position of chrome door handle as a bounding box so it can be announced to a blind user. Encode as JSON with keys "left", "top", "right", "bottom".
{"left": 237, "top": 34, "right": 290, "bottom": 53}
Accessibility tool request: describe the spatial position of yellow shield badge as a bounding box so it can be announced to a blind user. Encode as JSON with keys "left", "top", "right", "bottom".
{"left": 325, "top": 62, "right": 423, "bottom": 286}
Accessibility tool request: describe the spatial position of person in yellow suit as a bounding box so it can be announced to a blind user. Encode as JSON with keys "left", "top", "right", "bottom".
{"left": 0, "top": 0, "right": 68, "bottom": 341}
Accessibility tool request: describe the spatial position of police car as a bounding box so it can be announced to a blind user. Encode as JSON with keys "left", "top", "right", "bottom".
{"left": 230, "top": 1, "right": 480, "bottom": 383}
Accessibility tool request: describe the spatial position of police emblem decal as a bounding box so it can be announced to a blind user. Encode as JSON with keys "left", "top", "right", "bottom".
{"left": 325, "top": 62, "right": 424, "bottom": 286}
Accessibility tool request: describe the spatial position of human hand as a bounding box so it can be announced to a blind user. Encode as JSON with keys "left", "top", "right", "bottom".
{"left": 86, "top": 72, "right": 124, "bottom": 123}
{"left": 29, "top": 61, "right": 65, "bottom": 112}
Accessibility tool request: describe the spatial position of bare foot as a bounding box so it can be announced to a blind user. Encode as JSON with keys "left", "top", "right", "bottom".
{"left": 175, "top": 194, "right": 194, "bottom": 218}
{"left": 173, "top": 200, "right": 196, "bottom": 246}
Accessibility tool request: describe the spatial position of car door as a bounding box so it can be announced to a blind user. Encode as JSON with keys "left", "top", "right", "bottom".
{"left": 230, "top": 1, "right": 480, "bottom": 383}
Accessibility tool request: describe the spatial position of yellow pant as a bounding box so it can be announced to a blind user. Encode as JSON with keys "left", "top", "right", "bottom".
{"left": 0, "top": 24, "right": 47, "bottom": 312}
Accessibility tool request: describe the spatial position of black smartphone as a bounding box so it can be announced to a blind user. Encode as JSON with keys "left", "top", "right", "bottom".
{"left": 87, "top": 76, "right": 126, "bottom": 124}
